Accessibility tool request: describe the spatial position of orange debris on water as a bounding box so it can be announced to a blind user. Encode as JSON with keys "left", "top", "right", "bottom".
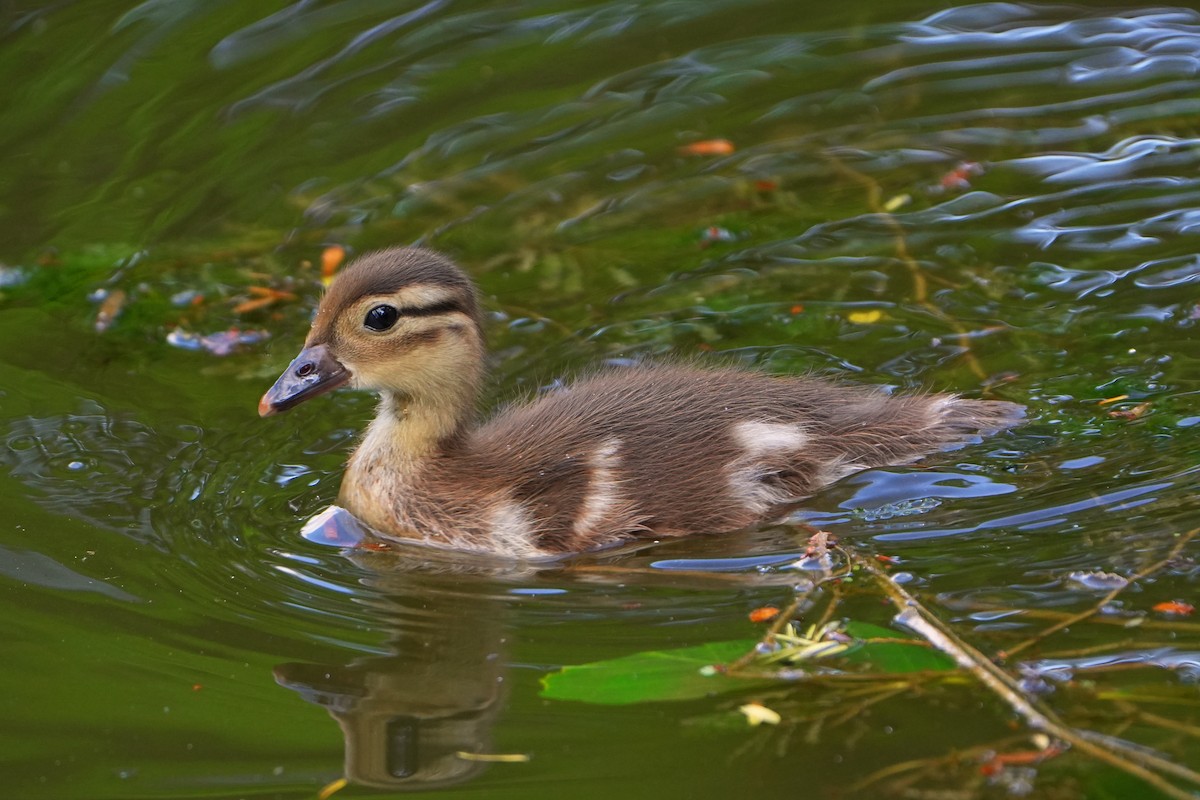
{"left": 1152, "top": 601, "right": 1194, "bottom": 616}
{"left": 938, "top": 160, "right": 983, "bottom": 192}
{"left": 94, "top": 289, "right": 127, "bottom": 333}
{"left": 978, "top": 743, "right": 1065, "bottom": 776}
{"left": 322, "top": 245, "right": 347, "bottom": 286}
{"left": 1107, "top": 402, "right": 1150, "bottom": 421}
{"left": 748, "top": 606, "right": 780, "bottom": 623}
{"left": 233, "top": 286, "right": 297, "bottom": 315}
{"left": 232, "top": 297, "right": 275, "bottom": 315}
{"left": 679, "top": 139, "right": 735, "bottom": 156}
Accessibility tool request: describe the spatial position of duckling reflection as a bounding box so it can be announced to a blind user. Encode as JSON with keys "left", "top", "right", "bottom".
{"left": 274, "top": 511, "right": 515, "bottom": 790}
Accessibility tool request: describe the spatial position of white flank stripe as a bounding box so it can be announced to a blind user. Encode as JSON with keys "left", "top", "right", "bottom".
{"left": 574, "top": 438, "right": 622, "bottom": 538}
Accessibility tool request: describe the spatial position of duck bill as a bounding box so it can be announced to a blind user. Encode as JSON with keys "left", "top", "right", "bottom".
{"left": 259, "top": 344, "right": 351, "bottom": 417}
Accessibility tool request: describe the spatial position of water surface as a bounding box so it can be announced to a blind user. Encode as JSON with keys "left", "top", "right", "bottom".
{"left": 2, "top": 1, "right": 1199, "bottom": 797}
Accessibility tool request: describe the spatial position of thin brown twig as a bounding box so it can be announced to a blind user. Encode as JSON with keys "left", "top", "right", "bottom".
{"left": 799, "top": 682, "right": 911, "bottom": 746}
{"left": 727, "top": 537, "right": 853, "bottom": 672}
{"left": 1099, "top": 699, "right": 1200, "bottom": 740}
{"left": 1095, "top": 692, "right": 1200, "bottom": 708}
{"left": 826, "top": 682, "right": 911, "bottom": 729}
{"left": 727, "top": 582, "right": 821, "bottom": 672}
{"left": 727, "top": 668, "right": 953, "bottom": 687}
{"left": 824, "top": 152, "right": 989, "bottom": 382}
{"left": 1000, "top": 528, "right": 1199, "bottom": 660}
{"left": 845, "top": 734, "right": 1032, "bottom": 794}
{"left": 1075, "top": 727, "right": 1200, "bottom": 787}
{"left": 1070, "top": 662, "right": 1200, "bottom": 678}
{"left": 1036, "top": 639, "right": 1143, "bottom": 659}
{"left": 565, "top": 564, "right": 798, "bottom": 586}
{"left": 1129, "top": 708, "right": 1200, "bottom": 740}
{"left": 809, "top": 581, "right": 843, "bottom": 632}
{"left": 945, "top": 603, "right": 1200, "bottom": 633}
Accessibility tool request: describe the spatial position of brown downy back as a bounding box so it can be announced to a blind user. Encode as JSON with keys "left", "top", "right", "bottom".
{"left": 418, "top": 364, "right": 1024, "bottom": 553}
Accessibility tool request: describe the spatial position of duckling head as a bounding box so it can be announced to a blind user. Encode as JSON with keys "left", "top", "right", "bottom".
{"left": 259, "top": 248, "right": 486, "bottom": 428}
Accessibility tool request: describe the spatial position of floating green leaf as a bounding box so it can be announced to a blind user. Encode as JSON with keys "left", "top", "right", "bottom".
{"left": 540, "top": 639, "right": 767, "bottom": 705}
{"left": 840, "top": 621, "right": 956, "bottom": 673}
{"left": 540, "top": 621, "right": 955, "bottom": 706}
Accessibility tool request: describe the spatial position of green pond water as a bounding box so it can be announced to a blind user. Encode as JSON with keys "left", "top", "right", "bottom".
{"left": 2, "top": 1, "right": 1199, "bottom": 798}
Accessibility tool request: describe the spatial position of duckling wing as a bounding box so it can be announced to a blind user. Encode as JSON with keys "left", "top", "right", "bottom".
{"left": 467, "top": 365, "right": 1021, "bottom": 551}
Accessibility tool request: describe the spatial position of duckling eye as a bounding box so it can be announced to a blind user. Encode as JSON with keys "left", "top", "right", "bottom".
{"left": 364, "top": 304, "right": 399, "bottom": 332}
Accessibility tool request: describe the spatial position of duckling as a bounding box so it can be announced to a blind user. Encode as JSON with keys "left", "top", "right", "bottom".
{"left": 260, "top": 247, "right": 1022, "bottom": 557}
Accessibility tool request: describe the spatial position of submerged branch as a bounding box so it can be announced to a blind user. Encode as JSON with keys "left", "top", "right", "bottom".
{"left": 946, "top": 602, "right": 1200, "bottom": 634}
{"left": 1000, "top": 527, "right": 1198, "bottom": 660}
{"left": 824, "top": 151, "right": 990, "bottom": 383}
{"left": 846, "top": 544, "right": 1200, "bottom": 800}
{"left": 846, "top": 733, "right": 1033, "bottom": 795}
{"left": 1114, "top": 703, "right": 1200, "bottom": 740}
{"left": 728, "top": 531, "right": 851, "bottom": 672}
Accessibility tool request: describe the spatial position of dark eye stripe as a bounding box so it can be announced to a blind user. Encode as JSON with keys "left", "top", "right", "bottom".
{"left": 397, "top": 299, "right": 463, "bottom": 317}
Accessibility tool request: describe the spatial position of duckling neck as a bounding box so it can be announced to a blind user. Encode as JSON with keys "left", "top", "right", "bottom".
{"left": 339, "top": 391, "right": 472, "bottom": 530}
{"left": 360, "top": 391, "right": 470, "bottom": 465}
